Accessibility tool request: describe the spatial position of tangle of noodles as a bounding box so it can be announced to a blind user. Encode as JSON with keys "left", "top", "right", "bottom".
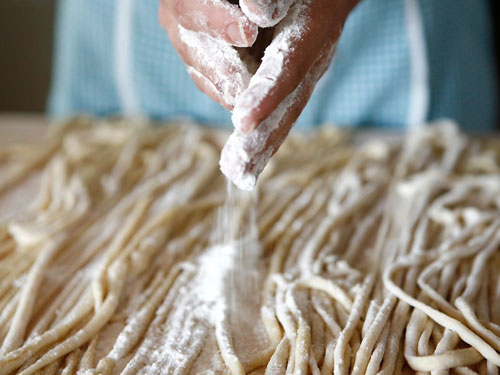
{"left": 0, "top": 118, "right": 499, "bottom": 375}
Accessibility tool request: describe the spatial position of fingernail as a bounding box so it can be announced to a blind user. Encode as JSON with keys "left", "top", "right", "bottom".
{"left": 232, "top": 110, "right": 256, "bottom": 134}
{"left": 227, "top": 22, "right": 246, "bottom": 47}
{"left": 239, "top": 119, "right": 255, "bottom": 134}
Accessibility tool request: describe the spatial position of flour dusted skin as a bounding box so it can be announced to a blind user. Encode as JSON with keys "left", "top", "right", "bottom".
{"left": 239, "top": 0, "right": 296, "bottom": 27}
{"left": 220, "top": 0, "right": 323, "bottom": 190}
{"left": 179, "top": 26, "right": 256, "bottom": 107}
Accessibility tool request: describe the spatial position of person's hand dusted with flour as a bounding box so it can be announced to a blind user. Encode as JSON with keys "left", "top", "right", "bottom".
{"left": 50, "top": 1, "right": 498, "bottom": 186}
{"left": 159, "top": 0, "right": 359, "bottom": 190}
{"left": 157, "top": 0, "right": 259, "bottom": 110}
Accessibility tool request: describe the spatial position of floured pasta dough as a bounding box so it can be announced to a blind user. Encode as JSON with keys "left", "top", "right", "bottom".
{"left": 0, "top": 118, "right": 500, "bottom": 375}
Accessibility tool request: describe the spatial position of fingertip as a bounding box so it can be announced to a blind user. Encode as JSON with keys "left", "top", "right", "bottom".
{"left": 232, "top": 106, "right": 257, "bottom": 134}
{"left": 175, "top": 0, "right": 259, "bottom": 47}
{"left": 188, "top": 67, "right": 233, "bottom": 110}
{"left": 226, "top": 23, "right": 243, "bottom": 46}
{"left": 240, "top": 115, "right": 259, "bottom": 134}
{"left": 240, "top": 0, "right": 293, "bottom": 28}
{"left": 225, "top": 17, "right": 258, "bottom": 47}
{"left": 240, "top": 121, "right": 257, "bottom": 134}
{"left": 242, "top": 21, "right": 259, "bottom": 46}
{"left": 225, "top": 23, "right": 252, "bottom": 47}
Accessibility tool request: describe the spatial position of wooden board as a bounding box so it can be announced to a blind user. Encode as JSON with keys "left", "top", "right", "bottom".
{"left": 0, "top": 114, "right": 48, "bottom": 220}
{"left": 0, "top": 114, "right": 48, "bottom": 146}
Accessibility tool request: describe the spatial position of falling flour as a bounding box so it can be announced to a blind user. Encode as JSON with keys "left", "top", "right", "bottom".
{"left": 123, "top": 180, "right": 267, "bottom": 375}
{"left": 95, "top": 181, "right": 266, "bottom": 375}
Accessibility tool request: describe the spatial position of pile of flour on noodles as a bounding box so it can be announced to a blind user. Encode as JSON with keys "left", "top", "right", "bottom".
{"left": 0, "top": 119, "right": 500, "bottom": 375}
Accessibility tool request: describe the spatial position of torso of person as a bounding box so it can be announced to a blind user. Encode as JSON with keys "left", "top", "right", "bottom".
{"left": 49, "top": 0, "right": 498, "bottom": 131}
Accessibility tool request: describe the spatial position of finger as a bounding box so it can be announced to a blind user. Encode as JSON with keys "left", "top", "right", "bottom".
{"left": 178, "top": 26, "right": 255, "bottom": 106}
{"left": 187, "top": 67, "right": 233, "bottom": 110}
{"left": 220, "top": 47, "right": 334, "bottom": 191}
{"left": 260, "top": 47, "right": 335, "bottom": 157}
{"left": 232, "top": 0, "right": 353, "bottom": 134}
{"left": 162, "top": 0, "right": 258, "bottom": 47}
{"left": 239, "top": 0, "right": 294, "bottom": 28}
{"left": 159, "top": 9, "right": 254, "bottom": 106}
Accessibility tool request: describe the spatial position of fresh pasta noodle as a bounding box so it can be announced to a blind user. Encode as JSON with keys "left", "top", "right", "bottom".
{"left": 0, "top": 118, "right": 499, "bottom": 374}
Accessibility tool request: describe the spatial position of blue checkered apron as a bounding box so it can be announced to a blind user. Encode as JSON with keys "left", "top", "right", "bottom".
{"left": 48, "top": 0, "right": 498, "bottom": 132}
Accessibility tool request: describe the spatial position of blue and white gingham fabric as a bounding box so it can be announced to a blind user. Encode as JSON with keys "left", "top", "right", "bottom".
{"left": 49, "top": 0, "right": 498, "bottom": 131}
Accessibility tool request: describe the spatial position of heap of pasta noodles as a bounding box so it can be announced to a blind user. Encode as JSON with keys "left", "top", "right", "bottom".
{"left": 0, "top": 118, "right": 499, "bottom": 375}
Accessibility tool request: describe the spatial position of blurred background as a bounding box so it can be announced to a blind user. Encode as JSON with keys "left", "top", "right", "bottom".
{"left": 0, "top": 0, "right": 499, "bottom": 117}
{"left": 0, "top": 0, "right": 55, "bottom": 113}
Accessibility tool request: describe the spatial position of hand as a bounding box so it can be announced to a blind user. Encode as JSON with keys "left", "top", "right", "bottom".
{"left": 158, "top": 0, "right": 259, "bottom": 109}
{"left": 220, "top": 0, "right": 359, "bottom": 190}
{"left": 233, "top": 0, "right": 359, "bottom": 135}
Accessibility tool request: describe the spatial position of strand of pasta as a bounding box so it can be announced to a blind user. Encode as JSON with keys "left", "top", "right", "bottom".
{"left": 1, "top": 236, "right": 65, "bottom": 354}
{"left": 384, "top": 257, "right": 500, "bottom": 366}
{"left": 1, "top": 120, "right": 499, "bottom": 374}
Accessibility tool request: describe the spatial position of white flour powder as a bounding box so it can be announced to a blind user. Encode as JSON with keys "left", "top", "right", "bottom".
{"left": 240, "top": 0, "right": 295, "bottom": 28}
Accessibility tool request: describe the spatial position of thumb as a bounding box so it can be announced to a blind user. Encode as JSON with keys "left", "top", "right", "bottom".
{"left": 239, "top": 0, "right": 294, "bottom": 27}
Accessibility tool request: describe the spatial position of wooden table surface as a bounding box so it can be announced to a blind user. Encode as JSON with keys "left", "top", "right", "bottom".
{"left": 0, "top": 113, "right": 405, "bottom": 145}
{"left": 0, "top": 113, "right": 49, "bottom": 146}
{"left": 0, "top": 114, "right": 50, "bottom": 219}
